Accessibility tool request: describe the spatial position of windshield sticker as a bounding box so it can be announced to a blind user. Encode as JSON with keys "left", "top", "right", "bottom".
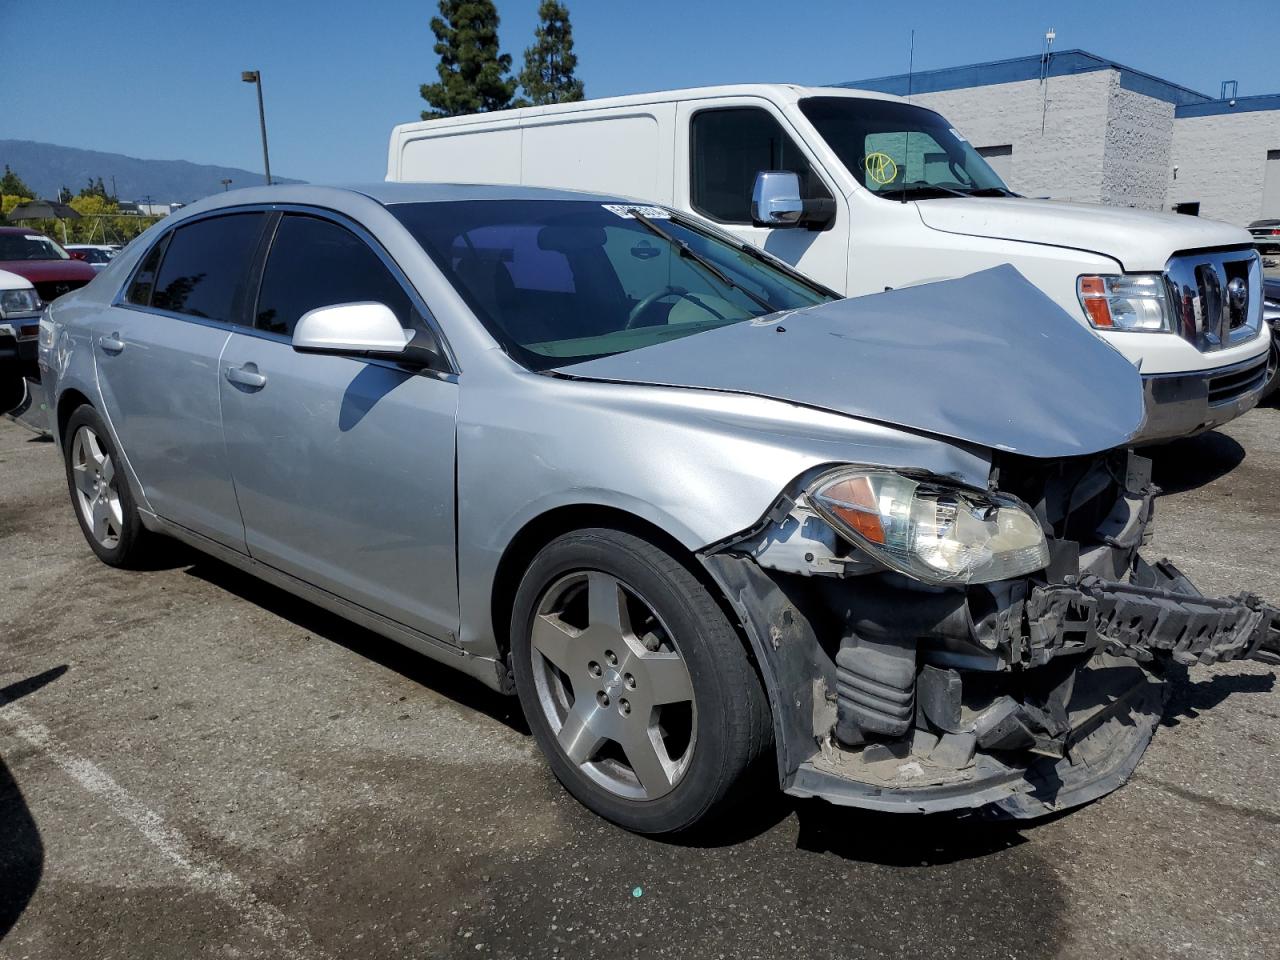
{"left": 949, "top": 127, "right": 968, "bottom": 143}
{"left": 864, "top": 153, "right": 898, "bottom": 185}
{"left": 602, "top": 204, "right": 671, "bottom": 220}
{"left": 24, "top": 235, "right": 46, "bottom": 242}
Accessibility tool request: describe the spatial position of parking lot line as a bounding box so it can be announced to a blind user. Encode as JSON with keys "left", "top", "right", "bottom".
{"left": 0, "top": 701, "right": 328, "bottom": 960}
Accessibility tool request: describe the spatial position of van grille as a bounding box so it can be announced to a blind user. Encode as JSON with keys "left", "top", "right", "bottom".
{"left": 1164, "top": 250, "right": 1262, "bottom": 352}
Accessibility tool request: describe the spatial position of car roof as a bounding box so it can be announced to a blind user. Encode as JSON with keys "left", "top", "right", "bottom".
{"left": 181, "top": 182, "right": 641, "bottom": 218}
{"left": 0, "top": 226, "right": 51, "bottom": 237}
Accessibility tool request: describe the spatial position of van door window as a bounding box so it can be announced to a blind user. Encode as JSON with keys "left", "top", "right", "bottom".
{"left": 690, "top": 107, "right": 831, "bottom": 224}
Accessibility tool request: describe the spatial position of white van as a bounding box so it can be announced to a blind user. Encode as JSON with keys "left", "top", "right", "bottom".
{"left": 388, "top": 84, "right": 1273, "bottom": 442}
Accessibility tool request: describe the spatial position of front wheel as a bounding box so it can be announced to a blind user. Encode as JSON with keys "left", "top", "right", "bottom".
{"left": 510, "top": 528, "right": 772, "bottom": 834}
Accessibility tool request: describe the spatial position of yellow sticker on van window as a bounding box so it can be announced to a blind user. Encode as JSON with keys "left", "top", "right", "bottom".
{"left": 864, "top": 153, "right": 898, "bottom": 185}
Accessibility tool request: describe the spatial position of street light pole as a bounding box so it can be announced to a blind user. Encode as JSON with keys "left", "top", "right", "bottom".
{"left": 241, "top": 70, "right": 272, "bottom": 186}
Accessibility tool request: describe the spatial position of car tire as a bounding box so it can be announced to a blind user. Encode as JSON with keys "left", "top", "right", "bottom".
{"left": 510, "top": 527, "right": 772, "bottom": 834}
{"left": 62, "top": 405, "right": 156, "bottom": 567}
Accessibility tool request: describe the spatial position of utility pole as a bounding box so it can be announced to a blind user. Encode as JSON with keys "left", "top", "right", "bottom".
{"left": 221, "top": 178, "right": 233, "bottom": 192}
{"left": 241, "top": 70, "right": 273, "bottom": 186}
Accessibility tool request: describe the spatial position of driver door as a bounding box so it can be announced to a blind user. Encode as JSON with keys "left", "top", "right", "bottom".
{"left": 218, "top": 211, "right": 460, "bottom": 642}
{"left": 675, "top": 99, "right": 849, "bottom": 291}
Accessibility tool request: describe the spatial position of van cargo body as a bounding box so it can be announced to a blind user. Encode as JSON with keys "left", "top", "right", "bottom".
{"left": 388, "top": 84, "right": 1273, "bottom": 442}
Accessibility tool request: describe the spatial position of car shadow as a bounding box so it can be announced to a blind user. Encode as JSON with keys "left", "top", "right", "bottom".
{"left": 0, "top": 664, "right": 68, "bottom": 942}
{"left": 1159, "top": 659, "right": 1276, "bottom": 726}
{"left": 1145, "top": 429, "right": 1245, "bottom": 494}
{"left": 182, "top": 558, "right": 528, "bottom": 734}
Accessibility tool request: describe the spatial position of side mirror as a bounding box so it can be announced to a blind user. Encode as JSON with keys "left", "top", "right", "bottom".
{"left": 751, "top": 171, "right": 805, "bottom": 228}
{"left": 68, "top": 250, "right": 87, "bottom": 261}
{"left": 292, "top": 302, "right": 443, "bottom": 369}
{"left": 751, "top": 170, "right": 837, "bottom": 231}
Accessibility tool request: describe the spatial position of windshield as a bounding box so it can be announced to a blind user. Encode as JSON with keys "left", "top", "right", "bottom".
{"left": 799, "top": 96, "right": 1010, "bottom": 200}
{"left": 392, "top": 199, "right": 832, "bottom": 370}
{"left": 0, "top": 232, "right": 70, "bottom": 261}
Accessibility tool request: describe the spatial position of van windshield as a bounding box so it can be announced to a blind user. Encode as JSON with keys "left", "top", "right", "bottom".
{"left": 799, "top": 96, "right": 1012, "bottom": 200}
{"left": 392, "top": 199, "right": 833, "bottom": 370}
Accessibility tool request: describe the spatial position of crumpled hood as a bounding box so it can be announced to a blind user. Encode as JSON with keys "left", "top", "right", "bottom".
{"left": 916, "top": 197, "right": 1251, "bottom": 272}
{"left": 557, "top": 265, "right": 1146, "bottom": 459}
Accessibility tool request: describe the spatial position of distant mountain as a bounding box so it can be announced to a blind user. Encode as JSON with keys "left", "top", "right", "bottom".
{"left": 0, "top": 140, "right": 303, "bottom": 204}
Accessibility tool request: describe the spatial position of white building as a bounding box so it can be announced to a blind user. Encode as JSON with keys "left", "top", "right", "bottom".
{"left": 843, "top": 49, "right": 1280, "bottom": 226}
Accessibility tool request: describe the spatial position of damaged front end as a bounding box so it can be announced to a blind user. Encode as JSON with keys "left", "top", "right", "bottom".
{"left": 702, "top": 450, "right": 1279, "bottom": 818}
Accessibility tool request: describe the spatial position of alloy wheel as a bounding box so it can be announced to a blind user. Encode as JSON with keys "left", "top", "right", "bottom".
{"left": 71, "top": 425, "right": 123, "bottom": 549}
{"left": 529, "top": 570, "right": 697, "bottom": 801}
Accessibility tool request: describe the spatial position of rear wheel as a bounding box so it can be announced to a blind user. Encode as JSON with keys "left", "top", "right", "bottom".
{"left": 62, "top": 405, "right": 155, "bottom": 567}
{"left": 510, "top": 527, "right": 772, "bottom": 834}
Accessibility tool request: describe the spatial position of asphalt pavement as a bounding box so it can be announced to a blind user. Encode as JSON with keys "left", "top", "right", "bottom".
{"left": 1, "top": 401, "right": 1278, "bottom": 960}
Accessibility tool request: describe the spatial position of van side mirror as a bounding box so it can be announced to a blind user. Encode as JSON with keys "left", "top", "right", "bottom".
{"left": 751, "top": 170, "right": 837, "bottom": 230}
{"left": 292, "top": 302, "right": 444, "bottom": 369}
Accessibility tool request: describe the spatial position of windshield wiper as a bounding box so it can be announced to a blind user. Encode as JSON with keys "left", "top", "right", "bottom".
{"left": 880, "top": 182, "right": 972, "bottom": 201}
{"left": 626, "top": 208, "right": 777, "bottom": 314}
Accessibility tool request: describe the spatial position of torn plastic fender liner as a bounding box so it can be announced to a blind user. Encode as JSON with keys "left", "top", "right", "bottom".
{"left": 700, "top": 552, "right": 834, "bottom": 781}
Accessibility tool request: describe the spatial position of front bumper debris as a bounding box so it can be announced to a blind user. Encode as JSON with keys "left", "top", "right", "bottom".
{"left": 1029, "top": 560, "right": 1279, "bottom": 667}
{"left": 704, "top": 550, "right": 1279, "bottom": 820}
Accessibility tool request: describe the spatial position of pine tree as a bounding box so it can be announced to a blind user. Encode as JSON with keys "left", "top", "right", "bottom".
{"left": 517, "top": 1, "right": 584, "bottom": 106}
{"left": 420, "top": 0, "right": 516, "bottom": 119}
{"left": 0, "top": 165, "right": 33, "bottom": 198}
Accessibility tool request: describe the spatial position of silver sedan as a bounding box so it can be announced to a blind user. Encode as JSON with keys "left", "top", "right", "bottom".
{"left": 37, "top": 183, "right": 1278, "bottom": 834}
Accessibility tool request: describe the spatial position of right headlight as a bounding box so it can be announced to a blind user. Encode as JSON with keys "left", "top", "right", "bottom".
{"left": 1078, "top": 274, "right": 1170, "bottom": 332}
{"left": 0, "top": 288, "right": 41, "bottom": 319}
{"left": 808, "top": 469, "right": 1050, "bottom": 586}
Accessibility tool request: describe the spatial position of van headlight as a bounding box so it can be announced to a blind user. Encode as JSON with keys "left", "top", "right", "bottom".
{"left": 1077, "top": 274, "right": 1170, "bottom": 332}
{"left": 809, "top": 469, "right": 1050, "bottom": 585}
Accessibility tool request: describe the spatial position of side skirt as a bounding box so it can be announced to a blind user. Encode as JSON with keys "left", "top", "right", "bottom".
{"left": 143, "top": 510, "right": 511, "bottom": 694}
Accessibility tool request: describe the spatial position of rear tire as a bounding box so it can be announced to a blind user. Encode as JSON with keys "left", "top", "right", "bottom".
{"left": 510, "top": 527, "right": 772, "bottom": 834}
{"left": 62, "top": 405, "right": 156, "bottom": 567}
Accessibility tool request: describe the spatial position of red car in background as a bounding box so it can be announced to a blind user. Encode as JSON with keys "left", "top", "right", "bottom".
{"left": 0, "top": 227, "right": 97, "bottom": 304}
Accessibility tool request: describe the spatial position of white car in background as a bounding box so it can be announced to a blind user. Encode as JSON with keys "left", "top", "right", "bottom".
{"left": 64, "top": 244, "right": 119, "bottom": 272}
{"left": 0, "top": 267, "right": 42, "bottom": 414}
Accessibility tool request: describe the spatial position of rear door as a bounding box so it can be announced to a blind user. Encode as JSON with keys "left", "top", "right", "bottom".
{"left": 94, "top": 212, "right": 267, "bottom": 549}
{"left": 218, "top": 211, "right": 460, "bottom": 641}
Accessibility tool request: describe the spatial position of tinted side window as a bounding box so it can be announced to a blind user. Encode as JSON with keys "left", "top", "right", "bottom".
{"left": 151, "top": 213, "right": 265, "bottom": 321}
{"left": 254, "top": 215, "right": 412, "bottom": 336}
{"left": 690, "top": 108, "right": 830, "bottom": 224}
{"left": 125, "top": 236, "right": 168, "bottom": 306}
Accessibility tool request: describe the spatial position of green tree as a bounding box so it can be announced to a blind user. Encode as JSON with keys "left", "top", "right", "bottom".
{"left": 79, "top": 177, "right": 110, "bottom": 200}
{"left": 0, "top": 164, "right": 33, "bottom": 198}
{"left": 517, "top": 1, "right": 584, "bottom": 106}
{"left": 420, "top": 0, "right": 516, "bottom": 119}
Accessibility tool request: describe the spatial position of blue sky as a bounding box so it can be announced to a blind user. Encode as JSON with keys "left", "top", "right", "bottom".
{"left": 2, "top": 0, "right": 1277, "bottom": 185}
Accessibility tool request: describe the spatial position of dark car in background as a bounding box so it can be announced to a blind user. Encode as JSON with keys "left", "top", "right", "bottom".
{"left": 0, "top": 227, "right": 98, "bottom": 303}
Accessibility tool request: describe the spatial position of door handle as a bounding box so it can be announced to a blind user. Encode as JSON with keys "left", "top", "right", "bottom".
{"left": 225, "top": 363, "right": 268, "bottom": 389}
{"left": 99, "top": 333, "right": 125, "bottom": 354}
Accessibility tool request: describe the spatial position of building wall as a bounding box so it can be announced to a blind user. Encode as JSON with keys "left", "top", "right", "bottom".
{"left": 1101, "top": 81, "right": 1175, "bottom": 210}
{"left": 907, "top": 69, "right": 1115, "bottom": 203}
{"left": 1168, "top": 111, "right": 1280, "bottom": 225}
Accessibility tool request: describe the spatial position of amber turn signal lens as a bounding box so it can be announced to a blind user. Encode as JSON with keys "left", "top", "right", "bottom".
{"left": 814, "top": 475, "right": 886, "bottom": 544}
